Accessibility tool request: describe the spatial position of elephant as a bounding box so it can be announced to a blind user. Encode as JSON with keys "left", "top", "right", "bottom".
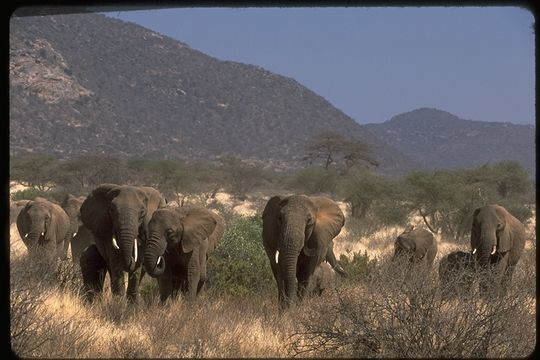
{"left": 471, "top": 204, "right": 525, "bottom": 292}
{"left": 262, "top": 195, "right": 346, "bottom": 309}
{"left": 61, "top": 195, "right": 95, "bottom": 263}
{"left": 306, "top": 262, "right": 337, "bottom": 297}
{"left": 16, "top": 197, "right": 70, "bottom": 259}
{"left": 10, "top": 199, "right": 29, "bottom": 224}
{"left": 143, "top": 205, "right": 224, "bottom": 303}
{"left": 438, "top": 250, "right": 475, "bottom": 299}
{"left": 79, "top": 184, "right": 166, "bottom": 303}
{"left": 392, "top": 225, "right": 437, "bottom": 267}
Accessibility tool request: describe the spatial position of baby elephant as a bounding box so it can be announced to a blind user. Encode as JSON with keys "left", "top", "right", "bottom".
{"left": 393, "top": 225, "right": 437, "bottom": 266}
{"left": 438, "top": 250, "right": 475, "bottom": 299}
{"left": 144, "top": 205, "right": 224, "bottom": 303}
{"left": 306, "top": 262, "right": 337, "bottom": 296}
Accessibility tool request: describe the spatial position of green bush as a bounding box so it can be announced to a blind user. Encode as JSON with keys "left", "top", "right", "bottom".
{"left": 207, "top": 215, "right": 274, "bottom": 297}
{"left": 11, "top": 188, "right": 49, "bottom": 201}
{"left": 339, "top": 251, "right": 376, "bottom": 282}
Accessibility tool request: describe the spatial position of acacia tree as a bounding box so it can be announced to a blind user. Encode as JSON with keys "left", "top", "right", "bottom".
{"left": 303, "top": 131, "right": 378, "bottom": 170}
{"left": 220, "top": 157, "right": 264, "bottom": 201}
{"left": 10, "top": 152, "right": 58, "bottom": 191}
{"left": 53, "top": 155, "right": 128, "bottom": 195}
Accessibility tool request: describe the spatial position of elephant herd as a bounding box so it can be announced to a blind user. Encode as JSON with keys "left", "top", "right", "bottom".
{"left": 12, "top": 184, "right": 527, "bottom": 309}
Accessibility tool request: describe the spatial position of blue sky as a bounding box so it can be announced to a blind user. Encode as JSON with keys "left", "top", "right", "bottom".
{"left": 105, "top": 7, "right": 535, "bottom": 125}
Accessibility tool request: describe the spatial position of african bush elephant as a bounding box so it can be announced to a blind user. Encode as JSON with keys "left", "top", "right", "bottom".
{"left": 16, "top": 197, "right": 70, "bottom": 259}
{"left": 438, "top": 250, "right": 475, "bottom": 299}
{"left": 471, "top": 204, "right": 525, "bottom": 291}
{"left": 61, "top": 195, "right": 95, "bottom": 263}
{"left": 306, "top": 262, "right": 337, "bottom": 296}
{"left": 143, "top": 205, "right": 224, "bottom": 303}
{"left": 392, "top": 225, "right": 437, "bottom": 266}
{"left": 10, "top": 199, "right": 29, "bottom": 224}
{"left": 262, "top": 195, "right": 345, "bottom": 309}
{"left": 79, "top": 184, "right": 166, "bottom": 302}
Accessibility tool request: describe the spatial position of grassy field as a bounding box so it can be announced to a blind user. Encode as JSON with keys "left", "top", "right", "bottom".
{"left": 9, "top": 200, "right": 536, "bottom": 358}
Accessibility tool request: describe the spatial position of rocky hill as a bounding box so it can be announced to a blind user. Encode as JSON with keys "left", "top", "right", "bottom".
{"left": 364, "top": 108, "right": 535, "bottom": 176}
{"left": 9, "top": 12, "right": 413, "bottom": 174}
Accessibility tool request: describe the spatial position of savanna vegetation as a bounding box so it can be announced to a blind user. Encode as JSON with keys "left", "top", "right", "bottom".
{"left": 9, "top": 151, "right": 536, "bottom": 358}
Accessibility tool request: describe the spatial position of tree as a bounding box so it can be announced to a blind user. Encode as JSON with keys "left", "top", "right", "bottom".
{"left": 303, "top": 131, "right": 377, "bottom": 170}
{"left": 287, "top": 166, "right": 339, "bottom": 195}
{"left": 219, "top": 157, "right": 264, "bottom": 201}
{"left": 54, "top": 155, "right": 128, "bottom": 194}
{"left": 10, "top": 152, "right": 58, "bottom": 191}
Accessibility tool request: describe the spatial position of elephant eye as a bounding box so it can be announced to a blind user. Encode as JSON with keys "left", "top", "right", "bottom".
{"left": 496, "top": 223, "right": 503, "bottom": 230}
{"left": 166, "top": 228, "right": 174, "bottom": 237}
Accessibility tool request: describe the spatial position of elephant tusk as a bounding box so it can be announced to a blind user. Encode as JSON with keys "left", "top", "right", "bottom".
{"left": 73, "top": 232, "right": 77, "bottom": 238}
{"left": 275, "top": 250, "right": 279, "bottom": 264}
{"left": 157, "top": 256, "right": 163, "bottom": 267}
{"left": 491, "top": 245, "right": 497, "bottom": 255}
{"left": 112, "top": 236, "right": 120, "bottom": 250}
{"left": 133, "top": 238, "right": 138, "bottom": 263}
{"left": 472, "top": 248, "right": 477, "bottom": 255}
{"left": 41, "top": 232, "right": 45, "bottom": 237}
{"left": 24, "top": 233, "right": 29, "bottom": 238}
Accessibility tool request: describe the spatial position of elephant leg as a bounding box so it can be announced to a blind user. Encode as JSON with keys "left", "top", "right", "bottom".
{"left": 499, "top": 253, "right": 513, "bottom": 293}
{"left": 109, "top": 267, "right": 126, "bottom": 297}
{"left": 186, "top": 252, "right": 201, "bottom": 302}
{"left": 296, "top": 253, "right": 317, "bottom": 301}
{"left": 158, "top": 266, "right": 173, "bottom": 304}
{"left": 171, "top": 276, "right": 182, "bottom": 300}
{"left": 126, "top": 266, "right": 141, "bottom": 304}
{"left": 79, "top": 245, "right": 107, "bottom": 303}
{"left": 264, "top": 247, "right": 283, "bottom": 304}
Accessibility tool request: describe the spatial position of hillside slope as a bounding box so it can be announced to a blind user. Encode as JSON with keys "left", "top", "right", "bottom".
{"left": 365, "top": 108, "right": 535, "bottom": 176}
{"left": 9, "top": 13, "right": 413, "bottom": 173}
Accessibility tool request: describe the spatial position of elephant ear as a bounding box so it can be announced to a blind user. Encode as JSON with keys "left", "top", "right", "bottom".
{"left": 178, "top": 207, "right": 218, "bottom": 253}
{"left": 262, "top": 196, "right": 284, "bottom": 252}
{"left": 207, "top": 212, "right": 225, "bottom": 253}
{"left": 470, "top": 208, "right": 481, "bottom": 251}
{"left": 16, "top": 201, "right": 32, "bottom": 236}
{"left": 307, "top": 197, "right": 345, "bottom": 257}
{"left": 80, "top": 184, "right": 118, "bottom": 238}
{"left": 496, "top": 207, "right": 521, "bottom": 253}
{"left": 47, "top": 203, "right": 70, "bottom": 243}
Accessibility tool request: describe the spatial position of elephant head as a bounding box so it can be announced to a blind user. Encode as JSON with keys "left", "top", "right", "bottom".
{"left": 392, "top": 225, "right": 437, "bottom": 265}
{"left": 143, "top": 206, "right": 223, "bottom": 279}
{"left": 471, "top": 204, "right": 524, "bottom": 268}
{"left": 262, "top": 195, "right": 345, "bottom": 309}
{"left": 80, "top": 184, "right": 166, "bottom": 273}
{"left": 61, "top": 194, "right": 86, "bottom": 239}
{"left": 16, "top": 197, "right": 69, "bottom": 257}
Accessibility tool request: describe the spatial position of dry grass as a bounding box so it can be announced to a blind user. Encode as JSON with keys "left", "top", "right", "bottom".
{"left": 9, "top": 202, "right": 536, "bottom": 358}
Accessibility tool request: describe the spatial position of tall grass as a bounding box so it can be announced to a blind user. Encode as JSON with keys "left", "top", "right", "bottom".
{"left": 9, "top": 209, "right": 536, "bottom": 358}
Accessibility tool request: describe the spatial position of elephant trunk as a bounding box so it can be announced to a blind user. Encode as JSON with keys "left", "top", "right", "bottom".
{"left": 116, "top": 210, "right": 140, "bottom": 273}
{"left": 476, "top": 225, "right": 497, "bottom": 268}
{"left": 279, "top": 220, "right": 304, "bottom": 309}
{"left": 143, "top": 232, "right": 166, "bottom": 278}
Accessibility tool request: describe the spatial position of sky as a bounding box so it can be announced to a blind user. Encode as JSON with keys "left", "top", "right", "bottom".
{"left": 105, "top": 7, "right": 535, "bottom": 125}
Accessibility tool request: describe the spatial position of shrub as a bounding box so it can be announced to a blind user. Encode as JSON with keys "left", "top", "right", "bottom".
{"left": 289, "top": 254, "right": 536, "bottom": 358}
{"left": 207, "top": 215, "right": 274, "bottom": 297}
{"left": 338, "top": 251, "right": 376, "bottom": 282}
{"left": 11, "top": 188, "right": 49, "bottom": 201}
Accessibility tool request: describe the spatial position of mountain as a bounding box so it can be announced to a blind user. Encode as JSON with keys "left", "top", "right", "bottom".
{"left": 9, "top": 13, "right": 414, "bottom": 174}
{"left": 364, "top": 108, "right": 535, "bottom": 176}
